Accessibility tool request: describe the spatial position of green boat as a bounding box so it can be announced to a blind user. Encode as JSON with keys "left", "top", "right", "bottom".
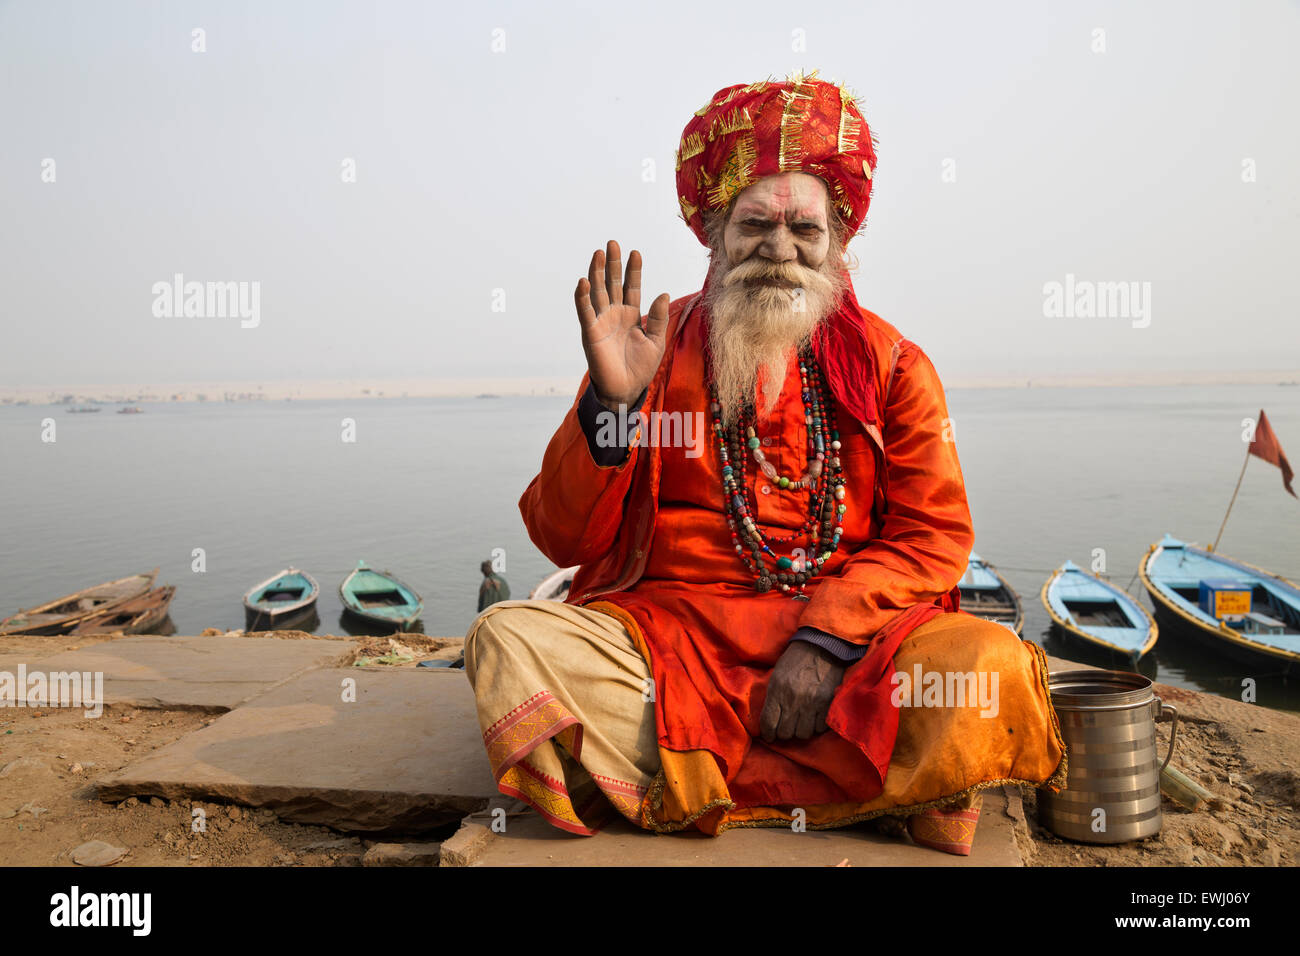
{"left": 339, "top": 561, "right": 423, "bottom": 632}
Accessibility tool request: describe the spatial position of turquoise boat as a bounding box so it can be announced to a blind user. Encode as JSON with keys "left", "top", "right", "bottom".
{"left": 1041, "top": 560, "right": 1157, "bottom": 659}
{"left": 957, "top": 552, "right": 1023, "bottom": 634}
{"left": 243, "top": 568, "right": 320, "bottom": 631}
{"left": 339, "top": 561, "right": 423, "bottom": 632}
{"left": 1139, "top": 534, "right": 1300, "bottom": 672}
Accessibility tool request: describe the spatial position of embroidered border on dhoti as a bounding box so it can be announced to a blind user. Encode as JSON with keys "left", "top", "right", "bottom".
{"left": 482, "top": 689, "right": 648, "bottom": 835}
{"left": 591, "top": 772, "right": 650, "bottom": 823}
{"left": 498, "top": 759, "right": 594, "bottom": 836}
{"left": 907, "top": 804, "right": 982, "bottom": 855}
{"left": 483, "top": 690, "right": 583, "bottom": 778}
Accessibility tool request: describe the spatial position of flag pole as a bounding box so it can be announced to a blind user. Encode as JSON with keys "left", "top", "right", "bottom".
{"left": 1212, "top": 444, "right": 1251, "bottom": 552}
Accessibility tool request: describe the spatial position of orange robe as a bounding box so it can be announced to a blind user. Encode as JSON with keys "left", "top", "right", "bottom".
{"left": 521, "top": 292, "right": 1035, "bottom": 832}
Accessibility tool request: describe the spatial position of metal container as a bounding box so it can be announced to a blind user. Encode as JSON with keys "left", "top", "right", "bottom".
{"left": 1038, "top": 669, "right": 1178, "bottom": 844}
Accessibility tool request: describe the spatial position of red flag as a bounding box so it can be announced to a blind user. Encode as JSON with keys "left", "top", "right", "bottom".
{"left": 1250, "top": 409, "right": 1296, "bottom": 498}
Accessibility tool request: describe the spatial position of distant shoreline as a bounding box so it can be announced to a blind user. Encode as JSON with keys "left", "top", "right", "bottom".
{"left": 2, "top": 370, "right": 1299, "bottom": 406}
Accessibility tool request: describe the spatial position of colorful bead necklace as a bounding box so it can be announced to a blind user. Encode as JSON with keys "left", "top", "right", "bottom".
{"left": 708, "top": 345, "right": 846, "bottom": 597}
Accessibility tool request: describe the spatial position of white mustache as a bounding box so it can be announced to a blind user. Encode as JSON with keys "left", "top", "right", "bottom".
{"left": 721, "top": 258, "right": 831, "bottom": 293}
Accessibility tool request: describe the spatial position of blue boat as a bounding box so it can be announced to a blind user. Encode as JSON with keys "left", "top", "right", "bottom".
{"left": 339, "top": 561, "right": 423, "bottom": 632}
{"left": 1041, "top": 560, "right": 1157, "bottom": 659}
{"left": 243, "top": 568, "right": 320, "bottom": 631}
{"left": 958, "top": 552, "right": 1023, "bottom": 634}
{"left": 1138, "top": 534, "right": 1300, "bottom": 672}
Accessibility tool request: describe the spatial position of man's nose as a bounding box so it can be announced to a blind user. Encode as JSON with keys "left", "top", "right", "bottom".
{"left": 758, "top": 225, "right": 797, "bottom": 263}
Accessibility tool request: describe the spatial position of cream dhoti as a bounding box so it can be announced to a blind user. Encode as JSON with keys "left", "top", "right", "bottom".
{"left": 465, "top": 598, "right": 1064, "bottom": 838}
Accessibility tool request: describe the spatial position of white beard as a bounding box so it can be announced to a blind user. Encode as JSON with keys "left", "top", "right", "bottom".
{"left": 705, "top": 253, "right": 848, "bottom": 428}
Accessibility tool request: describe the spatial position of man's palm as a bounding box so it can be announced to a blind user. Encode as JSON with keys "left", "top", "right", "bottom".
{"left": 575, "top": 240, "right": 671, "bottom": 408}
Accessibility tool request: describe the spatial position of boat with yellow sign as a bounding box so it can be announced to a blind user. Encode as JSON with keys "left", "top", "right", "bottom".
{"left": 1138, "top": 533, "right": 1300, "bottom": 673}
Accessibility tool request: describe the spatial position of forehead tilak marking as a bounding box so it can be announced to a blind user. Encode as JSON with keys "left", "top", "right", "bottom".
{"left": 733, "top": 177, "right": 829, "bottom": 221}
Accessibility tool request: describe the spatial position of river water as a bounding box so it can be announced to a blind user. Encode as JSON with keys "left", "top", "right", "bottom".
{"left": 2, "top": 383, "right": 1297, "bottom": 709}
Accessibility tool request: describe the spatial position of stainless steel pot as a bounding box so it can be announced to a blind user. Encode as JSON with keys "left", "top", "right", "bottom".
{"left": 1038, "top": 669, "right": 1178, "bottom": 844}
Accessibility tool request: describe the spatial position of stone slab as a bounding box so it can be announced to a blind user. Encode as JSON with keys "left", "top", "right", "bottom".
{"left": 0, "top": 650, "right": 54, "bottom": 673}
{"left": 464, "top": 786, "right": 1023, "bottom": 867}
{"left": 441, "top": 821, "right": 493, "bottom": 867}
{"left": 13, "top": 635, "right": 359, "bottom": 711}
{"left": 96, "top": 668, "right": 498, "bottom": 833}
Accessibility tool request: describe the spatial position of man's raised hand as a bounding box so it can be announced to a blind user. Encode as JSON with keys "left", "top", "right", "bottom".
{"left": 575, "top": 240, "right": 670, "bottom": 409}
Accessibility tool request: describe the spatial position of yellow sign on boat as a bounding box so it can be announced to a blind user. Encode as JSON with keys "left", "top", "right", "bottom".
{"left": 1199, "top": 579, "right": 1252, "bottom": 618}
{"left": 1212, "top": 590, "right": 1251, "bottom": 616}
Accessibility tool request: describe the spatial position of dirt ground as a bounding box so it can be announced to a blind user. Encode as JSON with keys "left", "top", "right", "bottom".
{"left": 1, "top": 630, "right": 1296, "bottom": 867}
{"left": 0, "top": 629, "right": 460, "bottom": 866}
{"left": 0, "top": 702, "right": 386, "bottom": 866}
{"left": 1019, "top": 683, "right": 1299, "bottom": 867}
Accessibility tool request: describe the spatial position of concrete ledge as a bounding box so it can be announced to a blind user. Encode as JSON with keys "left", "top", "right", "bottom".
{"left": 96, "top": 667, "right": 498, "bottom": 833}
{"left": 449, "top": 786, "right": 1023, "bottom": 867}
{"left": 15, "top": 635, "right": 359, "bottom": 711}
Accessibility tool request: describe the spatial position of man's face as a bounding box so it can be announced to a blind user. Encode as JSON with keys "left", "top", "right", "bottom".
{"left": 722, "top": 172, "right": 832, "bottom": 274}
{"left": 705, "top": 171, "right": 847, "bottom": 427}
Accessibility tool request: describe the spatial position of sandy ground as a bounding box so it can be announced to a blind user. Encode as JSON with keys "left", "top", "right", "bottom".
{"left": 1019, "top": 682, "right": 1299, "bottom": 866}
{"left": 0, "top": 703, "right": 385, "bottom": 866}
{"left": 1, "top": 631, "right": 1296, "bottom": 866}
{"left": 5, "top": 369, "right": 1299, "bottom": 406}
{"left": 0, "top": 377, "right": 577, "bottom": 405}
{"left": 0, "top": 630, "right": 464, "bottom": 866}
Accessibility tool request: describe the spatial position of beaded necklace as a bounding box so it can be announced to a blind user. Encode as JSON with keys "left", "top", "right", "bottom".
{"left": 708, "top": 344, "right": 846, "bottom": 597}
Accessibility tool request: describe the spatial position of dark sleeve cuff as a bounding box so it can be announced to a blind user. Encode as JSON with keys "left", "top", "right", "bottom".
{"left": 790, "top": 625, "right": 868, "bottom": 662}
{"left": 576, "top": 381, "right": 648, "bottom": 468}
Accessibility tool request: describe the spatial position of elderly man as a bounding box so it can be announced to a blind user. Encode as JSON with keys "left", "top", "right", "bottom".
{"left": 465, "top": 73, "right": 1064, "bottom": 854}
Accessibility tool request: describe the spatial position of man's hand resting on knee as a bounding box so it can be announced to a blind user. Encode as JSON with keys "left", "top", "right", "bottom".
{"left": 759, "top": 640, "right": 846, "bottom": 742}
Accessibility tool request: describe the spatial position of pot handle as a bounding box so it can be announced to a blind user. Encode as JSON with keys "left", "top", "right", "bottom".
{"left": 1153, "top": 696, "right": 1179, "bottom": 774}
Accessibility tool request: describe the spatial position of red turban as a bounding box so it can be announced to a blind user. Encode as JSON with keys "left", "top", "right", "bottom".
{"left": 676, "top": 72, "right": 883, "bottom": 431}
{"left": 675, "top": 71, "right": 879, "bottom": 247}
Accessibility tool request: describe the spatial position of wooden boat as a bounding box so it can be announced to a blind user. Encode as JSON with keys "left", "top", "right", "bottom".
{"left": 531, "top": 566, "right": 579, "bottom": 601}
{"left": 957, "top": 552, "right": 1023, "bottom": 634}
{"left": 0, "top": 569, "right": 159, "bottom": 636}
{"left": 1139, "top": 533, "right": 1300, "bottom": 671}
{"left": 1041, "top": 561, "right": 1157, "bottom": 659}
{"left": 339, "top": 562, "right": 423, "bottom": 632}
{"left": 69, "top": 586, "right": 176, "bottom": 635}
{"left": 117, "top": 406, "right": 143, "bottom": 415}
{"left": 243, "top": 568, "right": 320, "bottom": 631}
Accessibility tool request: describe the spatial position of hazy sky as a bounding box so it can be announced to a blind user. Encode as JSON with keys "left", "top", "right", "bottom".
{"left": 2, "top": 0, "right": 1297, "bottom": 388}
